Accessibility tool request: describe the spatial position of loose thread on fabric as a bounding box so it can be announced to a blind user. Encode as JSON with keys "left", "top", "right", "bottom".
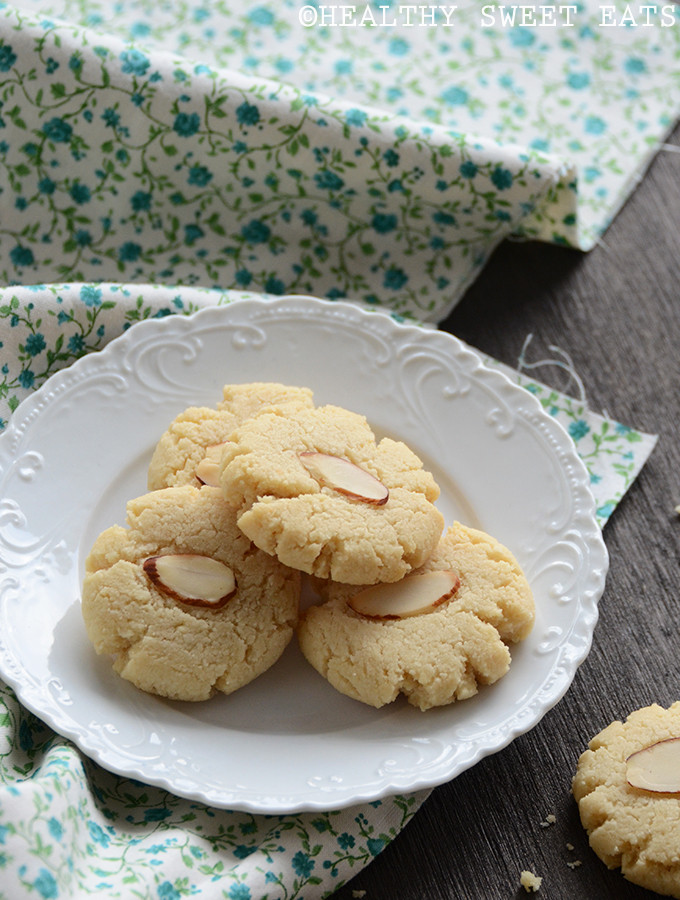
{"left": 592, "top": 233, "right": 612, "bottom": 253}
{"left": 516, "top": 333, "right": 589, "bottom": 407}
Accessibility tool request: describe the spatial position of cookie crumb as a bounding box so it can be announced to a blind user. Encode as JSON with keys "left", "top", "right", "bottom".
{"left": 539, "top": 813, "right": 556, "bottom": 827}
{"left": 352, "top": 891, "right": 367, "bottom": 898}
{"left": 566, "top": 842, "right": 574, "bottom": 851}
{"left": 567, "top": 860, "right": 582, "bottom": 870}
{"left": 520, "top": 870, "right": 542, "bottom": 892}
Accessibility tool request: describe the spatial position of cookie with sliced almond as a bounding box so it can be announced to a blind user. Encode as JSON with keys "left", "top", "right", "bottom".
{"left": 573, "top": 701, "right": 680, "bottom": 896}
{"left": 297, "top": 522, "right": 534, "bottom": 710}
{"left": 147, "top": 382, "right": 314, "bottom": 490}
{"left": 81, "top": 484, "right": 300, "bottom": 701}
{"left": 218, "top": 403, "right": 444, "bottom": 585}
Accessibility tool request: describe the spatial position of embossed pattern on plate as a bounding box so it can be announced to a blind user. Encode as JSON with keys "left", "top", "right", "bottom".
{"left": 0, "top": 296, "right": 608, "bottom": 812}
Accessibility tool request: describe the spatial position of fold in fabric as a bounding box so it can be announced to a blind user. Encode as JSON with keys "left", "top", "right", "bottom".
{"left": 0, "top": 681, "right": 425, "bottom": 899}
{"left": 0, "top": 4, "right": 572, "bottom": 321}
{"left": 4, "top": 1, "right": 680, "bottom": 277}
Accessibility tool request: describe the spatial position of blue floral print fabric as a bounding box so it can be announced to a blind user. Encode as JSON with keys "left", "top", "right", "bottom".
{"left": 2, "top": 1, "right": 678, "bottom": 320}
{"left": 3, "top": 0, "right": 679, "bottom": 309}
{"left": 0, "top": 676, "right": 424, "bottom": 899}
{"left": 0, "top": 2, "right": 568, "bottom": 322}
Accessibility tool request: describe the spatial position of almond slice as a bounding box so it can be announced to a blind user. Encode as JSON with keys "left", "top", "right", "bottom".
{"left": 143, "top": 554, "right": 236, "bottom": 608}
{"left": 348, "top": 570, "right": 460, "bottom": 619}
{"left": 195, "top": 442, "right": 227, "bottom": 487}
{"left": 299, "top": 451, "right": 389, "bottom": 505}
{"left": 626, "top": 737, "right": 680, "bottom": 793}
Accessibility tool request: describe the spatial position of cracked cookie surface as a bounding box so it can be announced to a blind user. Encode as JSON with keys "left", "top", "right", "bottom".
{"left": 218, "top": 403, "right": 444, "bottom": 584}
{"left": 573, "top": 702, "right": 680, "bottom": 898}
{"left": 297, "top": 522, "right": 534, "bottom": 710}
{"left": 147, "top": 382, "right": 314, "bottom": 490}
{"left": 81, "top": 485, "right": 300, "bottom": 701}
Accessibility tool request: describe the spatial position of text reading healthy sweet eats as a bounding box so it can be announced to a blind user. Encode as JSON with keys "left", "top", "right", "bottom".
{"left": 298, "top": 3, "right": 679, "bottom": 28}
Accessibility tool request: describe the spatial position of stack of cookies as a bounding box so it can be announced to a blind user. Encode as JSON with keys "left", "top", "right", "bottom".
{"left": 81, "top": 382, "right": 534, "bottom": 709}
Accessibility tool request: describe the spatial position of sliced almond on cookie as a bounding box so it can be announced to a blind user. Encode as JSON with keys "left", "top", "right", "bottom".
{"left": 626, "top": 737, "right": 680, "bottom": 792}
{"left": 143, "top": 554, "right": 236, "bottom": 608}
{"left": 299, "top": 451, "right": 389, "bottom": 505}
{"left": 195, "top": 442, "right": 227, "bottom": 487}
{"left": 348, "top": 570, "right": 460, "bottom": 619}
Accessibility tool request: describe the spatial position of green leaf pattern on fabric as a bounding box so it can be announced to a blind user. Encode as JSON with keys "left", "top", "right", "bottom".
{"left": 0, "top": 4, "right": 573, "bottom": 322}
{"left": 0, "top": 680, "right": 422, "bottom": 899}
{"left": 5, "top": 0, "right": 680, "bottom": 255}
{"left": 515, "top": 380, "right": 653, "bottom": 526}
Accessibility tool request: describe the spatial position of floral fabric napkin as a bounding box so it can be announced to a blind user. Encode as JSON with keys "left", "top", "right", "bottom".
{"left": 2, "top": 1, "right": 679, "bottom": 321}
{"left": 0, "top": 284, "right": 657, "bottom": 899}
{"left": 15, "top": 0, "right": 676, "bottom": 251}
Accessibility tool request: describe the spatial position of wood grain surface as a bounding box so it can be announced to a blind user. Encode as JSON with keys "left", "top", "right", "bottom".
{"left": 330, "top": 126, "right": 680, "bottom": 900}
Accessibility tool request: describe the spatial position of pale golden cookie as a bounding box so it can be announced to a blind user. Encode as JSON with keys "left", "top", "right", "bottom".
{"left": 219, "top": 403, "right": 444, "bottom": 584}
{"left": 147, "top": 382, "right": 314, "bottom": 490}
{"left": 297, "top": 522, "right": 534, "bottom": 710}
{"left": 573, "top": 702, "right": 680, "bottom": 898}
{"left": 81, "top": 485, "right": 300, "bottom": 701}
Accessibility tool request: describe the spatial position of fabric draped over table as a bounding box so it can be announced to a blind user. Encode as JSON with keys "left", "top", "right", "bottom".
{"left": 0, "top": 1, "right": 674, "bottom": 897}
{"left": 1, "top": 1, "right": 679, "bottom": 321}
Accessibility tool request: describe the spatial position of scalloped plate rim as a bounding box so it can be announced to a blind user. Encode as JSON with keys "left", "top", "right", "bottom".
{"left": 0, "top": 293, "right": 608, "bottom": 812}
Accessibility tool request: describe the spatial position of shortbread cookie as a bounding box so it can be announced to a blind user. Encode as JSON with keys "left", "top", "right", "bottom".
{"left": 573, "top": 702, "right": 680, "bottom": 898}
{"left": 147, "top": 382, "right": 314, "bottom": 490}
{"left": 297, "top": 522, "right": 534, "bottom": 710}
{"left": 220, "top": 382, "right": 313, "bottom": 420}
{"left": 218, "top": 403, "right": 444, "bottom": 584}
{"left": 81, "top": 485, "right": 300, "bottom": 701}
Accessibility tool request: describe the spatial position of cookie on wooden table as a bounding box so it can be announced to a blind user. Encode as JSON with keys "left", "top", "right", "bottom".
{"left": 147, "top": 382, "right": 314, "bottom": 490}
{"left": 81, "top": 485, "right": 300, "bottom": 701}
{"left": 573, "top": 701, "right": 680, "bottom": 899}
{"left": 218, "top": 403, "right": 444, "bottom": 585}
{"left": 297, "top": 522, "right": 534, "bottom": 710}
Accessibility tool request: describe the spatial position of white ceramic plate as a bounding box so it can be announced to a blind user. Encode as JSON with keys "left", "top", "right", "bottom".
{"left": 0, "top": 295, "right": 607, "bottom": 813}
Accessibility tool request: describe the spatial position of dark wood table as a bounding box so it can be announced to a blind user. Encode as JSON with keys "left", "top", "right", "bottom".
{"left": 332, "top": 125, "right": 680, "bottom": 900}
